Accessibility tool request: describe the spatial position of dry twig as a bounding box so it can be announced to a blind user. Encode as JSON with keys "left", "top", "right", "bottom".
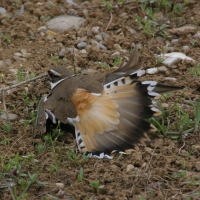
{"left": 2, "top": 90, "right": 10, "bottom": 121}
{"left": 105, "top": 12, "right": 113, "bottom": 31}
{"left": 73, "top": 49, "right": 77, "bottom": 74}
{"left": 0, "top": 74, "right": 47, "bottom": 92}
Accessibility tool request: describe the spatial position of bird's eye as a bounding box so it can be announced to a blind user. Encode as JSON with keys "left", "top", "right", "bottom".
{"left": 48, "top": 71, "right": 54, "bottom": 78}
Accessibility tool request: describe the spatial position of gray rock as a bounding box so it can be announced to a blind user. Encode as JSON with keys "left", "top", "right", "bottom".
{"left": 95, "top": 34, "right": 103, "bottom": 41}
{"left": 83, "top": 9, "right": 88, "bottom": 17}
{"left": 0, "top": 60, "right": 4, "bottom": 67}
{"left": 146, "top": 68, "right": 158, "bottom": 74}
{"left": 21, "top": 49, "right": 27, "bottom": 54}
{"left": 13, "top": 56, "right": 27, "bottom": 62}
{"left": 77, "top": 42, "right": 87, "bottom": 49}
{"left": 1, "top": 113, "right": 18, "bottom": 121}
{"left": 59, "top": 48, "right": 66, "bottom": 58}
{"left": 166, "top": 47, "right": 175, "bottom": 52}
{"left": 66, "top": 0, "right": 77, "bottom": 5}
{"left": 4, "top": 59, "right": 12, "bottom": 67}
{"left": 193, "top": 31, "right": 200, "bottom": 39}
{"left": 55, "top": 182, "right": 64, "bottom": 188}
{"left": 80, "top": 36, "right": 87, "bottom": 42}
{"left": 111, "top": 52, "right": 120, "bottom": 57}
{"left": 136, "top": 43, "right": 143, "bottom": 50}
{"left": 155, "top": 52, "right": 195, "bottom": 67}
{"left": 119, "top": 12, "right": 128, "bottom": 19}
{"left": 165, "top": 77, "right": 177, "bottom": 81}
{"left": 46, "top": 15, "right": 85, "bottom": 32}
{"left": 158, "top": 66, "right": 167, "bottom": 73}
{"left": 115, "top": 28, "right": 122, "bottom": 34}
{"left": 91, "top": 26, "right": 100, "bottom": 34}
{"left": 81, "top": 69, "right": 98, "bottom": 75}
{"left": 171, "top": 39, "right": 179, "bottom": 44}
{"left": 28, "top": 30, "right": 35, "bottom": 37}
{"left": 14, "top": 5, "right": 24, "bottom": 17}
{"left": 66, "top": 47, "right": 76, "bottom": 53}
{"left": 22, "top": 53, "right": 32, "bottom": 58}
{"left": 128, "top": 28, "right": 137, "bottom": 35}
{"left": 80, "top": 49, "right": 87, "bottom": 54}
{"left": 37, "top": 26, "right": 47, "bottom": 32}
{"left": 40, "top": 32, "right": 45, "bottom": 37}
{"left": 169, "top": 25, "right": 196, "bottom": 34}
{"left": 182, "top": 45, "right": 190, "bottom": 53}
{"left": 67, "top": 9, "right": 78, "bottom": 16}
{"left": 0, "top": 7, "right": 7, "bottom": 15}
{"left": 14, "top": 53, "right": 22, "bottom": 57}
{"left": 113, "top": 44, "right": 121, "bottom": 50}
{"left": 91, "top": 40, "right": 107, "bottom": 50}
{"left": 126, "top": 164, "right": 134, "bottom": 173}
{"left": 101, "top": 32, "right": 109, "bottom": 39}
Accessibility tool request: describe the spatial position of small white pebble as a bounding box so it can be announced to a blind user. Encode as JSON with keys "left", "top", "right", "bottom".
{"left": 55, "top": 183, "right": 64, "bottom": 188}
{"left": 146, "top": 67, "right": 158, "bottom": 74}
{"left": 165, "top": 77, "right": 177, "bottom": 81}
{"left": 126, "top": 164, "right": 134, "bottom": 172}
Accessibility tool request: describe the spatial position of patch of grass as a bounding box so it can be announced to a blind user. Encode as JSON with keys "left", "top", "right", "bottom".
{"left": 0, "top": 153, "right": 47, "bottom": 199}
{"left": 1, "top": 122, "right": 13, "bottom": 133}
{"left": 0, "top": 137, "right": 10, "bottom": 146}
{"left": 190, "top": 63, "right": 200, "bottom": 77}
{"left": 112, "top": 56, "right": 122, "bottom": 67}
{"left": 101, "top": 0, "right": 113, "bottom": 11}
{"left": 43, "top": 122, "right": 64, "bottom": 173}
{"left": 51, "top": 55, "right": 60, "bottom": 64}
{"left": 17, "top": 64, "right": 35, "bottom": 82}
{"left": 90, "top": 180, "right": 104, "bottom": 195}
{"left": 35, "top": 143, "right": 47, "bottom": 154}
{"left": 136, "top": 15, "right": 169, "bottom": 38}
{"left": 151, "top": 91, "right": 200, "bottom": 139}
{"left": 98, "top": 61, "right": 111, "bottom": 69}
{"left": 40, "top": 15, "right": 51, "bottom": 22}
{"left": 2, "top": 34, "right": 12, "bottom": 44}
{"left": 77, "top": 167, "right": 84, "bottom": 182}
{"left": 137, "top": 0, "right": 188, "bottom": 37}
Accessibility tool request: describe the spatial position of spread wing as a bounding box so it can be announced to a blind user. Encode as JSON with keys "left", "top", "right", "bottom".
{"left": 70, "top": 72, "right": 162, "bottom": 155}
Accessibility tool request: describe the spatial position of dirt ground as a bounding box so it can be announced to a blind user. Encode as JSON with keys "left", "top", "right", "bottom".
{"left": 0, "top": 0, "right": 200, "bottom": 199}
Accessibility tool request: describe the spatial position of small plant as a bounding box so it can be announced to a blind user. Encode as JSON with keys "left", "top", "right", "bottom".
{"left": 89, "top": 180, "right": 104, "bottom": 195}
{"left": 98, "top": 61, "right": 110, "bottom": 69}
{"left": 40, "top": 15, "right": 51, "bottom": 22}
{"left": 1, "top": 122, "right": 13, "bottom": 133}
{"left": 77, "top": 167, "right": 84, "bottom": 182}
{"left": 51, "top": 55, "right": 60, "bottom": 64}
{"left": 43, "top": 123, "right": 64, "bottom": 173}
{"left": 0, "top": 137, "right": 10, "bottom": 145}
{"left": 2, "top": 34, "right": 12, "bottom": 44}
{"left": 0, "top": 152, "right": 46, "bottom": 199}
{"left": 190, "top": 63, "right": 200, "bottom": 77}
{"left": 112, "top": 57, "right": 122, "bottom": 67}
{"left": 17, "top": 64, "right": 35, "bottom": 82}
{"left": 173, "top": 3, "right": 184, "bottom": 14}
{"left": 101, "top": 0, "right": 113, "bottom": 11}
{"left": 35, "top": 144, "right": 46, "bottom": 154}
{"left": 190, "top": 39, "right": 197, "bottom": 47}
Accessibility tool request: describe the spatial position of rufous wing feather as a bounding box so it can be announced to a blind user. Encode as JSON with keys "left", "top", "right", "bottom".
{"left": 71, "top": 71, "right": 181, "bottom": 155}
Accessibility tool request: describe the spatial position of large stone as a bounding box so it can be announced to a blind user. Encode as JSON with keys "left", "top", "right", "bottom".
{"left": 169, "top": 25, "right": 196, "bottom": 34}
{"left": 0, "top": 7, "right": 7, "bottom": 15}
{"left": 155, "top": 52, "right": 194, "bottom": 67}
{"left": 46, "top": 15, "right": 85, "bottom": 32}
{"left": 1, "top": 113, "right": 19, "bottom": 121}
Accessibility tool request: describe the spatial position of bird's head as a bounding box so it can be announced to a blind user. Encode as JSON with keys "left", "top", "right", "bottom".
{"left": 48, "top": 66, "right": 73, "bottom": 89}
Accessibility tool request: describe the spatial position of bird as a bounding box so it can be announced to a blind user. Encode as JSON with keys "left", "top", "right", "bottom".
{"left": 36, "top": 47, "right": 181, "bottom": 158}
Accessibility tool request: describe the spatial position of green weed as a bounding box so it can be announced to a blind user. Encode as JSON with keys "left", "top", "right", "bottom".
{"left": 90, "top": 180, "right": 104, "bottom": 195}
{"left": 1, "top": 122, "right": 13, "bottom": 133}
{"left": 77, "top": 167, "right": 84, "bottom": 182}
